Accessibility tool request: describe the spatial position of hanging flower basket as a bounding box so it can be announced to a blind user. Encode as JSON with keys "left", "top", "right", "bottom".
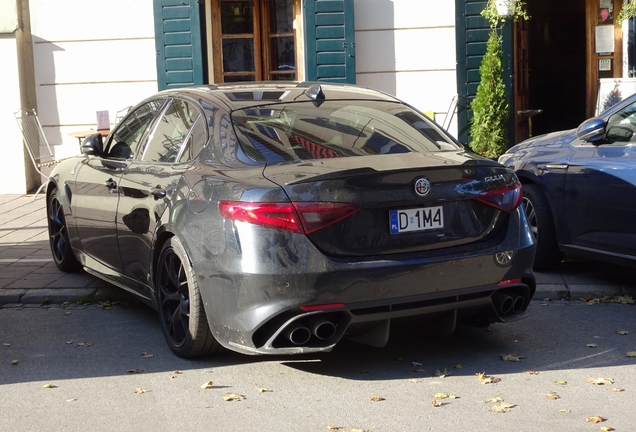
{"left": 495, "top": 0, "right": 517, "bottom": 17}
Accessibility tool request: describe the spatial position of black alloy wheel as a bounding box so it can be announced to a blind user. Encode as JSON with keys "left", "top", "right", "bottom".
{"left": 47, "top": 188, "right": 80, "bottom": 272}
{"left": 521, "top": 183, "right": 564, "bottom": 271}
{"left": 155, "top": 237, "right": 220, "bottom": 358}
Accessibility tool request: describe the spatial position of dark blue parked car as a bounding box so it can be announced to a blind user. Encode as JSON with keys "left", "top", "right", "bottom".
{"left": 499, "top": 93, "right": 636, "bottom": 270}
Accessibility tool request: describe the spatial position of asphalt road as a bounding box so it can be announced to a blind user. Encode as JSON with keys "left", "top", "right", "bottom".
{"left": 1, "top": 298, "right": 635, "bottom": 431}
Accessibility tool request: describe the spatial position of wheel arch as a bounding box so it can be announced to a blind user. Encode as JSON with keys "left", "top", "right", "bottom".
{"left": 517, "top": 172, "right": 569, "bottom": 245}
{"left": 150, "top": 229, "right": 175, "bottom": 301}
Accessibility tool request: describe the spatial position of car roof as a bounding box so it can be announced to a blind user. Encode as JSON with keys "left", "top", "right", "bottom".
{"left": 158, "top": 82, "right": 401, "bottom": 110}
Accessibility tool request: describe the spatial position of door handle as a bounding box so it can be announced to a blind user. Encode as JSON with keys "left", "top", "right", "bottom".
{"left": 150, "top": 185, "right": 166, "bottom": 200}
{"left": 104, "top": 178, "right": 117, "bottom": 190}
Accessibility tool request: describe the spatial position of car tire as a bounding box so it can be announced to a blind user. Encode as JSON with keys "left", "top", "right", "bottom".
{"left": 522, "top": 183, "right": 564, "bottom": 271}
{"left": 155, "top": 237, "right": 221, "bottom": 358}
{"left": 47, "top": 187, "right": 81, "bottom": 272}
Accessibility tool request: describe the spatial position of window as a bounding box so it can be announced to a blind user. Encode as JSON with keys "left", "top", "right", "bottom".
{"left": 231, "top": 101, "right": 462, "bottom": 163}
{"left": 106, "top": 100, "right": 166, "bottom": 159}
{"left": 178, "top": 116, "right": 208, "bottom": 162}
{"left": 210, "top": 0, "right": 298, "bottom": 82}
{"left": 142, "top": 99, "right": 201, "bottom": 162}
{"left": 606, "top": 101, "right": 636, "bottom": 143}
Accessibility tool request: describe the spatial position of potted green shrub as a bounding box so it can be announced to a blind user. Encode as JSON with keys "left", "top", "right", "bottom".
{"left": 469, "top": 31, "right": 509, "bottom": 159}
{"left": 469, "top": 0, "right": 529, "bottom": 159}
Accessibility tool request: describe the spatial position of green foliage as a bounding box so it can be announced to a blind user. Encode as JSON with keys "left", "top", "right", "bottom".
{"left": 617, "top": 0, "right": 636, "bottom": 24}
{"left": 469, "top": 31, "right": 509, "bottom": 159}
{"left": 481, "top": 0, "right": 530, "bottom": 29}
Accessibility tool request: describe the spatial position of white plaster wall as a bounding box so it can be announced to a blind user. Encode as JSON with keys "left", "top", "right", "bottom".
{"left": 29, "top": 0, "right": 158, "bottom": 159}
{"left": 354, "top": 0, "right": 458, "bottom": 136}
{"left": 0, "top": 35, "right": 28, "bottom": 194}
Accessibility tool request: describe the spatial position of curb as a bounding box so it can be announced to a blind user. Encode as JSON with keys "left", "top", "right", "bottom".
{"left": 0, "top": 286, "right": 136, "bottom": 307}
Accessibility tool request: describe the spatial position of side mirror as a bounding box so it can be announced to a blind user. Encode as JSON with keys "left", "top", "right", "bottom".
{"left": 81, "top": 133, "right": 104, "bottom": 156}
{"left": 576, "top": 118, "right": 605, "bottom": 143}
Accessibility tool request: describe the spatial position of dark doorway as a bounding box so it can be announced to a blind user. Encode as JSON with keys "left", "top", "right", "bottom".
{"left": 518, "top": 0, "right": 587, "bottom": 140}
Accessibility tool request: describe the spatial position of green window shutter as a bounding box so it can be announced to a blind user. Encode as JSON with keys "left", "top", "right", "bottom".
{"left": 455, "top": 0, "right": 513, "bottom": 144}
{"left": 154, "top": 0, "right": 204, "bottom": 91}
{"left": 304, "top": 0, "right": 356, "bottom": 84}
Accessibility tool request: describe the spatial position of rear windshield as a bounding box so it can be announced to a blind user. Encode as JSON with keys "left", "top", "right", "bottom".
{"left": 231, "top": 100, "right": 461, "bottom": 163}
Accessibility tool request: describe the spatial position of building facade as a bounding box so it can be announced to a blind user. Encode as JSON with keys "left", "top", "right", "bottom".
{"left": 2, "top": 0, "right": 633, "bottom": 193}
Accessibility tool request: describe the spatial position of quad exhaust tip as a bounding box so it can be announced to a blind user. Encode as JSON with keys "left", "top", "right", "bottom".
{"left": 493, "top": 291, "right": 526, "bottom": 316}
{"left": 282, "top": 317, "right": 339, "bottom": 346}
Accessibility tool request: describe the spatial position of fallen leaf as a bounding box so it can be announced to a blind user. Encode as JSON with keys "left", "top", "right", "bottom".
{"left": 488, "top": 402, "right": 516, "bottom": 413}
{"left": 223, "top": 393, "right": 245, "bottom": 401}
{"left": 586, "top": 295, "right": 635, "bottom": 304}
{"left": 173, "top": 370, "right": 182, "bottom": 375}
{"left": 586, "top": 377, "right": 613, "bottom": 386}
{"left": 407, "top": 378, "right": 421, "bottom": 383}
{"left": 525, "top": 370, "right": 539, "bottom": 375}
{"left": 326, "top": 427, "right": 342, "bottom": 431}
{"left": 431, "top": 399, "right": 442, "bottom": 407}
{"left": 586, "top": 344, "right": 598, "bottom": 348}
{"left": 66, "top": 398, "right": 77, "bottom": 402}
{"left": 433, "top": 393, "right": 458, "bottom": 399}
{"left": 559, "top": 409, "right": 571, "bottom": 413}
{"left": 65, "top": 341, "right": 73, "bottom": 345}
{"left": 134, "top": 388, "right": 150, "bottom": 394}
{"left": 200, "top": 381, "right": 214, "bottom": 389}
{"left": 484, "top": 397, "right": 503, "bottom": 403}
{"left": 413, "top": 368, "right": 425, "bottom": 373}
{"left": 127, "top": 369, "right": 143, "bottom": 374}
{"left": 433, "top": 368, "right": 450, "bottom": 378}
{"left": 370, "top": 396, "right": 385, "bottom": 402}
{"left": 600, "top": 427, "right": 615, "bottom": 431}
{"left": 64, "top": 312, "right": 72, "bottom": 316}
{"left": 626, "top": 351, "right": 636, "bottom": 357}
{"left": 77, "top": 342, "right": 93, "bottom": 347}
{"left": 609, "top": 387, "right": 624, "bottom": 392}
{"left": 395, "top": 357, "right": 404, "bottom": 361}
{"left": 140, "top": 352, "right": 153, "bottom": 358}
{"left": 360, "top": 370, "right": 369, "bottom": 374}
{"left": 616, "top": 330, "right": 629, "bottom": 335}
{"left": 258, "top": 388, "right": 273, "bottom": 393}
{"left": 3, "top": 343, "right": 10, "bottom": 347}
{"left": 545, "top": 391, "right": 560, "bottom": 400}
{"left": 476, "top": 372, "right": 500, "bottom": 384}
{"left": 555, "top": 380, "right": 567, "bottom": 385}
{"left": 412, "top": 361, "right": 422, "bottom": 367}
{"left": 501, "top": 353, "right": 526, "bottom": 362}
{"left": 42, "top": 383, "right": 57, "bottom": 389}
{"left": 585, "top": 416, "right": 607, "bottom": 424}
{"left": 454, "top": 364, "right": 463, "bottom": 369}
{"left": 10, "top": 360, "right": 18, "bottom": 365}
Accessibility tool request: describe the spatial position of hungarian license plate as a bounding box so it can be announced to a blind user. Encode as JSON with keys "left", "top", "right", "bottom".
{"left": 389, "top": 206, "right": 443, "bottom": 234}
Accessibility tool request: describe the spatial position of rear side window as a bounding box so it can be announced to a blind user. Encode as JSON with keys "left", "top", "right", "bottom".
{"left": 142, "top": 99, "right": 201, "bottom": 163}
{"left": 231, "top": 101, "right": 461, "bottom": 163}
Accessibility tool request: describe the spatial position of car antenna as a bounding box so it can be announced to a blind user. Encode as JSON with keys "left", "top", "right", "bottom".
{"left": 304, "top": 84, "right": 325, "bottom": 107}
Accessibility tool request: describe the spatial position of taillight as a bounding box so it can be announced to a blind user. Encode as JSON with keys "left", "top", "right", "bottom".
{"left": 218, "top": 201, "right": 359, "bottom": 234}
{"left": 474, "top": 181, "right": 523, "bottom": 213}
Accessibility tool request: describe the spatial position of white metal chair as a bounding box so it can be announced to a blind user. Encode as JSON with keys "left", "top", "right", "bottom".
{"left": 14, "top": 108, "right": 61, "bottom": 198}
{"left": 115, "top": 106, "right": 132, "bottom": 125}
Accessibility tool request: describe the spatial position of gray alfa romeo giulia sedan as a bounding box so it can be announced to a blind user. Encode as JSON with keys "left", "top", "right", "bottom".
{"left": 46, "top": 82, "right": 535, "bottom": 357}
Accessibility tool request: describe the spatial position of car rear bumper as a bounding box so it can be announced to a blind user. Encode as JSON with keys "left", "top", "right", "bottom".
{"left": 193, "top": 207, "right": 536, "bottom": 355}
